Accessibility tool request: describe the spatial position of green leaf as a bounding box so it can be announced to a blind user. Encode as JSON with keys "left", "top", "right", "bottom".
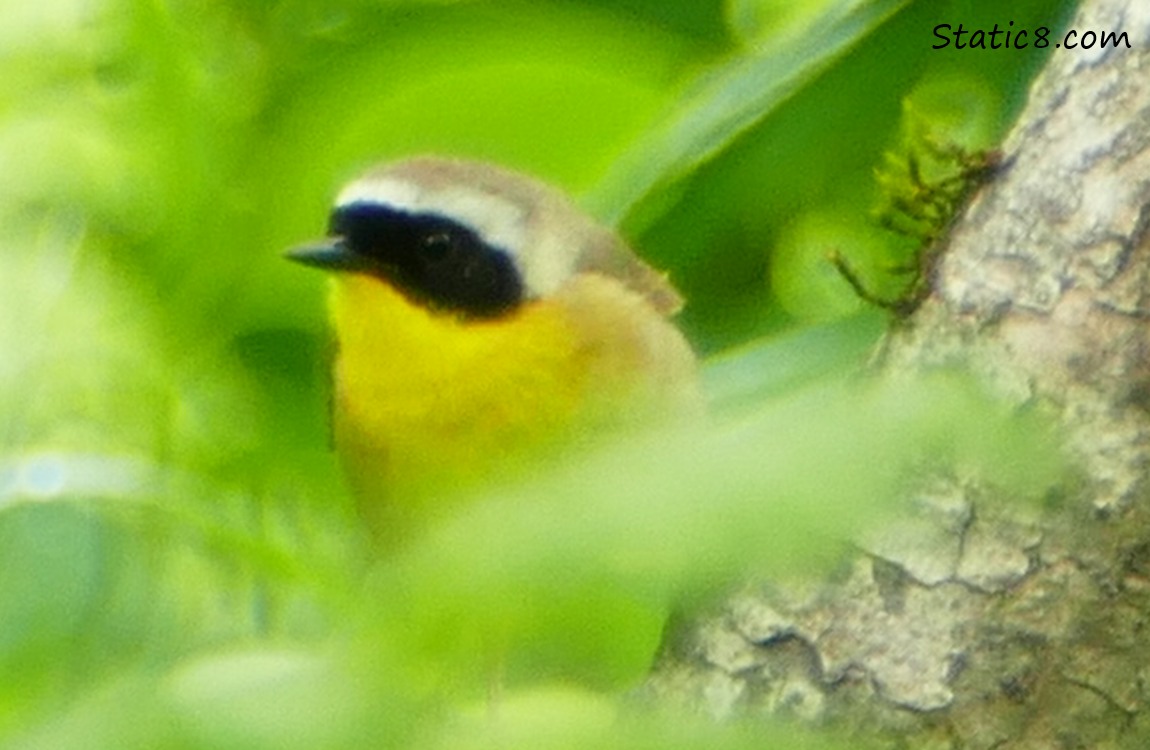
{"left": 587, "top": 0, "right": 914, "bottom": 224}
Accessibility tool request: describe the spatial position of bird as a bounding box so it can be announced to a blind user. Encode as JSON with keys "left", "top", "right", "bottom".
{"left": 288, "top": 156, "right": 701, "bottom": 545}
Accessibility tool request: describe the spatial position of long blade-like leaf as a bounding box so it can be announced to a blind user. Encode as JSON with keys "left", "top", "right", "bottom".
{"left": 588, "top": 0, "right": 915, "bottom": 224}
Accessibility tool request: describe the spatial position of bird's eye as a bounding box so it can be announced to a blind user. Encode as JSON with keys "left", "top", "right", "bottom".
{"left": 421, "top": 232, "right": 453, "bottom": 261}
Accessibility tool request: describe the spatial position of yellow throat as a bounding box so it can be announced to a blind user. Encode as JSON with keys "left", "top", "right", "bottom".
{"left": 330, "top": 270, "right": 699, "bottom": 539}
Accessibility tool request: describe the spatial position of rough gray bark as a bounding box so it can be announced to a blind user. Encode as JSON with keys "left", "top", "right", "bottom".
{"left": 646, "top": 1, "right": 1150, "bottom": 747}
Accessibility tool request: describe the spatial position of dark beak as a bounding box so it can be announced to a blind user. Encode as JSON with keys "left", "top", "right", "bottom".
{"left": 284, "top": 239, "right": 371, "bottom": 272}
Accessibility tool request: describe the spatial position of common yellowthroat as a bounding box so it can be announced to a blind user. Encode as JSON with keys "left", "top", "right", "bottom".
{"left": 289, "top": 157, "right": 700, "bottom": 543}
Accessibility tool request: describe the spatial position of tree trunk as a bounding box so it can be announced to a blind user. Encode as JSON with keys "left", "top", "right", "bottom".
{"left": 646, "top": 1, "right": 1150, "bottom": 746}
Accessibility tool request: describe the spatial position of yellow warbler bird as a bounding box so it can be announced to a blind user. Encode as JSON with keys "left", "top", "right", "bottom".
{"left": 288, "top": 157, "right": 700, "bottom": 544}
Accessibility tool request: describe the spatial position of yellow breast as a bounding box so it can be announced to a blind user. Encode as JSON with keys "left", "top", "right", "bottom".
{"left": 329, "top": 272, "right": 700, "bottom": 540}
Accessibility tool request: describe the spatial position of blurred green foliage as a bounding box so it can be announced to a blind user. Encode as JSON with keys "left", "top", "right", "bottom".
{"left": 1, "top": 0, "right": 1074, "bottom": 747}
